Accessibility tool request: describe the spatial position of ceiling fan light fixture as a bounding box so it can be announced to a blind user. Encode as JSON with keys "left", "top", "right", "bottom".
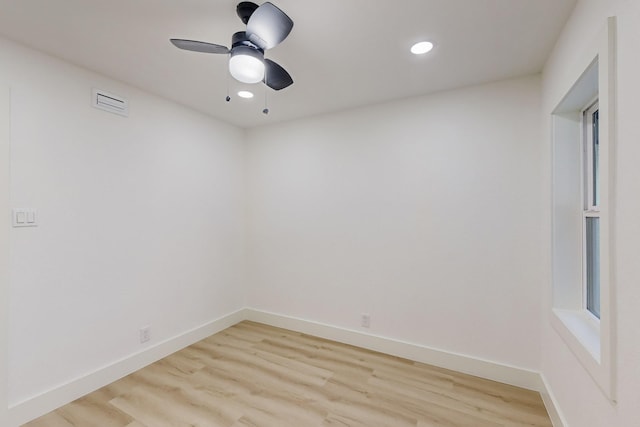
{"left": 411, "top": 41, "right": 434, "bottom": 55}
{"left": 171, "top": 2, "right": 294, "bottom": 91}
{"left": 229, "top": 46, "right": 265, "bottom": 84}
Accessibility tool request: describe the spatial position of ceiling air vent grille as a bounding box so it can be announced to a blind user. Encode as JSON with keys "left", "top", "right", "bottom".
{"left": 92, "top": 89, "right": 128, "bottom": 117}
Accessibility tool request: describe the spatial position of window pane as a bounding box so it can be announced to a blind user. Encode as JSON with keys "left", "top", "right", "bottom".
{"left": 586, "top": 217, "right": 600, "bottom": 318}
{"left": 592, "top": 109, "right": 599, "bottom": 206}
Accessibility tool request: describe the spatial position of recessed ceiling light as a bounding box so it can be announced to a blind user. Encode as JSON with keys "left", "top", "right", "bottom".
{"left": 237, "top": 90, "right": 254, "bottom": 99}
{"left": 411, "top": 41, "right": 434, "bottom": 55}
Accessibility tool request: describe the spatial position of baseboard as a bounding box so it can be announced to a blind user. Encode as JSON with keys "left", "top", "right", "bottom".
{"left": 539, "top": 374, "right": 568, "bottom": 427}
{"left": 245, "top": 308, "right": 544, "bottom": 392}
{"left": 10, "top": 307, "right": 556, "bottom": 426}
{"left": 8, "top": 308, "right": 247, "bottom": 427}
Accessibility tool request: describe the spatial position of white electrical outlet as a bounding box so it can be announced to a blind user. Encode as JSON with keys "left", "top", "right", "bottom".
{"left": 361, "top": 314, "right": 371, "bottom": 328}
{"left": 139, "top": 326, "right": 151, "bottom": 343}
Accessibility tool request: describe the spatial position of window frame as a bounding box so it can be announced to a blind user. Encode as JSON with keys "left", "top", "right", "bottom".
{"left": 582, "top": 100, "right": 601, "bottom": 320}
{"left": 550, "top": 16, "right": 617, "bottom": 402}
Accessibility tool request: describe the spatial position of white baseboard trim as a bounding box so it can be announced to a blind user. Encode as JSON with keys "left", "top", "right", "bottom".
{"left": 10, "top": 307, "right": 559, "bottom": 426}
{"left": 244, "top": 308, "right": 544, "bottom": 392}
{"left": 8, "top": 308, "right": 247, "bottom": 427}
{"left": 539, "top": 374, "right": 568, "bottom": 427}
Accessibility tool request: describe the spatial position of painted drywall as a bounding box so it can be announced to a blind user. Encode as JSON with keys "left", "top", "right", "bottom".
{"left": 245, "top": 76, "right": 544, "bottom": 371}
{"left": 0, "top": 86, "right": 11, "bottom": 425}
{"left": 0, "top": 37, "right": 247, "bottom": 407}
{"left": 541, "top": 0, "right": 640, "bottom": 425}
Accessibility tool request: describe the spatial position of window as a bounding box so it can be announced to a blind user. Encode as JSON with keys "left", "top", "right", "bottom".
{"left": 583, "top": 102, "right": 600, "bottom": 319}
{"left": 550, "top": 16, "right": 616, "bottom": 401}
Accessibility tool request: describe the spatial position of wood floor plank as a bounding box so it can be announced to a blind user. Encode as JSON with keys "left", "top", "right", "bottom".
{"left": 20, "top": 412, "right": 74, "bottom": 427}
{"left": 23, "top": 321, "right": 552, "bottom": 427}
{"left": 55, "top": 391, "right": 134, "bottom": 427}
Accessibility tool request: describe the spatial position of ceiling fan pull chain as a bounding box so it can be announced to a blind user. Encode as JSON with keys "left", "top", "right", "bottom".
{"left": 263, "top": 65, "right": 269, "bottom": 115}
{"left": 226, "top": 63, "right": 231, "bottom": 102}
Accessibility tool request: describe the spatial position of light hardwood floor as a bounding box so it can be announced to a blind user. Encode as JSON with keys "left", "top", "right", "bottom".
{"left": 24, "top": 321, "right": 552, "bottom": 427}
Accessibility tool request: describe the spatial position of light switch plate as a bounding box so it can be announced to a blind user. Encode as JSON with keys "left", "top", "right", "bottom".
{"left": 12, "top": 208, "right": 37, "bottom": 227}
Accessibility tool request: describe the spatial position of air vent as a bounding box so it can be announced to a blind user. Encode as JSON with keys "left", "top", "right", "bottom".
{"left": 92, "top": 89, "right": 128, "bottom": 117}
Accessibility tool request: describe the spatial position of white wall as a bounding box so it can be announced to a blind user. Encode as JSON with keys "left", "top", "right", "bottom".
{"left": 0, "top": 37, "right": 247, "bottom": 409}
{"left": 245, "top": 76, "right": 544, "bottom": 371}
{"left": 0, "top": 86, "right": 11, "bottom": 426}
{"left": 541, "top": 1, "right": 640, "bottom": 425}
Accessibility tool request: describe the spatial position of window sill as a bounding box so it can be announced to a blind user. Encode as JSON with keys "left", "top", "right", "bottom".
{"left": 552, "top": 309, "right": 600, "bottom": 363}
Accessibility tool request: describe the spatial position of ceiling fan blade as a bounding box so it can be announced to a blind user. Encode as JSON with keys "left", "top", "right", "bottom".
{"left": 237, "top": 2, "right": 259, "bottom": 24}
{"left": 170, "top": 39, "right": 229, "bottom": 54}
{"left": 264, "top": 59, "right": 293, "bottom": 90}
{"left": 246, "top": 2, "right": 293, "bottom": 50}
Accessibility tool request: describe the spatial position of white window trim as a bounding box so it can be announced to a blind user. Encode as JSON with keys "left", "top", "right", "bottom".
{"left": 552, "top": 309, "right": 600, "bottom": 361}
{"left": 550, "top": 17, "right": 617, "bottom": 402}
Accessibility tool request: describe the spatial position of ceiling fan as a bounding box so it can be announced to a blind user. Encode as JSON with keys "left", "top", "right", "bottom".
{"left": 170, "top": 1, "right": 294, "bottom": 91}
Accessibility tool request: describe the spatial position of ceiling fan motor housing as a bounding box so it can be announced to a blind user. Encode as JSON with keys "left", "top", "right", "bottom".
{"left": 231, "top": 31, "right": 263, "bottom": 52}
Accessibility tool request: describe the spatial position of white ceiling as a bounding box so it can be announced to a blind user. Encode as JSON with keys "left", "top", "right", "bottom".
{"left": 0, "top": 0, "right": 576, "bottom": 128}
